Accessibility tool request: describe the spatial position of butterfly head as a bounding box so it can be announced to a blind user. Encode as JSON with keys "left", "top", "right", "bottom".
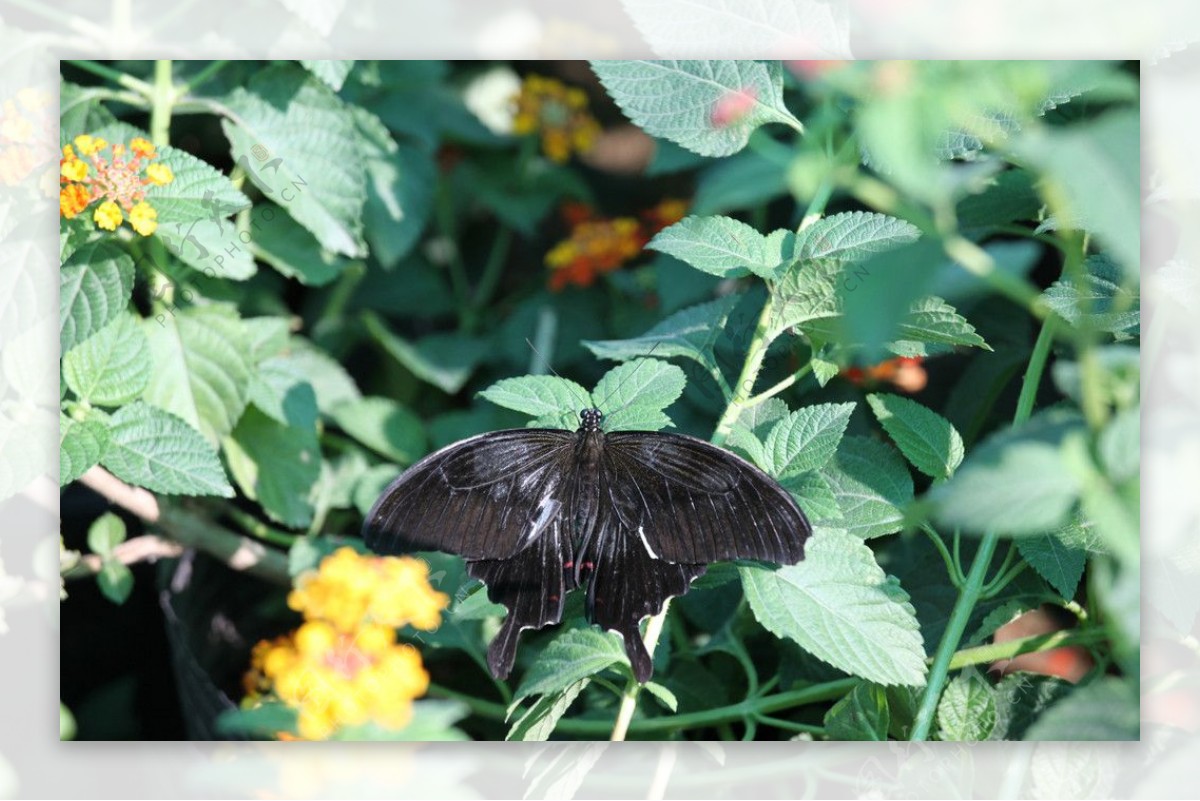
{"left": 579, "top": 407, "right": 604, "bottom": 432}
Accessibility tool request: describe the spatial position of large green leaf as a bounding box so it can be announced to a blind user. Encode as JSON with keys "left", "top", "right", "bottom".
{"left": 222, "top": 64, "right": 367, "bottom": 257}
{"left": 329, "top": 396, "right": 426, "bottom": 465}
{"left": 591, "top": 359, "right": 686, "bottom": 432}
{"left": 362, "top": 141, "right": 436, "bottom": 269}
{"left": 284, "top": 337, "right": 362, "bottom": 414}
{"left": 932, "top": 411, "right": 1085, "bottom": 536}
{"left": 792, "top": 212, "right": 921, "bottom": 263}
{"left": 479, "top": 375, "right": 592, "bottom": 431}
{"left": 101, "top": 402, "right": 233, "bottom": 497}
{"left": 62, "top": 313, "right": 150, "bottom": 407}
{"left": 365, "top": 316, "right": 488, "bottom": 395}
{"left": 819, "top": 436, "right": 914, "bottom": 538}
{"left": 867, "top": 393, "right": 964, "bottom": 480}
{"left": 762, "top": 403, "right": 855, "bottom": 479}
{"left": 252, "top": 205, "right": 349, "bottom": 286}
{"left": 741, "top": 528, "right": 927, "bottom": 686}
{"left": 60, "top": 241, "right": 134, "bottom": 352}
{"left": 514, "top": 628, "right": 629, "bottom": 701}
{"left": 142, "top": 307, "right": 254, "bottom": 444}
{"left": 223, "top": 383, "right": 321, "bottom": 528}
{"left": 301, "top": 59, "right": 355, "bottom": 91}
{"left": 60, "top": 414, "right": 110, "bottom": 487}
{"left": 591, "top": 60, "right": 801, "bottom": 157}
{"left": 648, "top": 216, "right": 791, "bottom": 279}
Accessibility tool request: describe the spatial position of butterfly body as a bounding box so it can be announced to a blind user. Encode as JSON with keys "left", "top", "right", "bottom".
{"left": 364, "top": 408, "right": 810, "bottom": 682}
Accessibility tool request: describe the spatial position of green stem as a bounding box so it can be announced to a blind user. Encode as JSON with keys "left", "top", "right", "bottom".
{"left": 711, "top": 295, "right": 777, "bottom": 447}
{"left": 179, "top": 60, "right": 229, "bottom": 95}
{"left": 922, "top": 523, "right": 963, "bottom": 587}
{"left": 909, "top": 309, "right": 1055, "bottom": 740}
{"left": 947, "top": 627, "right": 1108, "bottom": 671}
{"left": 67, "top": 59, "right": 154, "bottom": 96}
{"left": 744, "top": 364, "right": 812, "bottom": 409}
{"left": 609, "top": 609, "right": 670, "bottom": 740}
{"left": 222, "top": 505, "right": 299, "bottom": 549}
{"left": 150, "top": 60, "right": 174, "bottom": 147}
{"left": 468, "top": 226, "right": 514, "bottom": 329}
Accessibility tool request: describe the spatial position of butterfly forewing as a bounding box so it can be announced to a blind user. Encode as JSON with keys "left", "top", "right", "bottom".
{"left": 364, "top": 429, "right": 576, "bottom": 560}
{"left": 602, "top": 431, "right": 810, "bottom": 565}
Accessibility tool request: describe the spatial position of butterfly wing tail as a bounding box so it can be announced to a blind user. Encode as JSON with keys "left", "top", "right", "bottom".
{"left": 468, "top": 517, "right": 575, "bottom": 680}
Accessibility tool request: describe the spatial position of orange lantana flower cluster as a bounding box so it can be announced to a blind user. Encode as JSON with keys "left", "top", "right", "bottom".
{"left": 512, "top": 74, "right": 601, "bottom": 163}
{"left": 243, "top": 547, "right": 448, "bottom": 740}
{"left": 60, "top": 134, "right": 174, "bottom": 236}
{"left": 545, "top": 198, "right": 688, "bottom": 292}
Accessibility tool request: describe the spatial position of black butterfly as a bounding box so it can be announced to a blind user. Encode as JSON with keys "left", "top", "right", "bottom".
{"left": 363, "top": 407, "right": 810, "bottom": 683}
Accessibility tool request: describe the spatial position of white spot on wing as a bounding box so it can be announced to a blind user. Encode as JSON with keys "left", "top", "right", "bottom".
{"left": 636, "top": 525, "right": 658, "bottom": 559}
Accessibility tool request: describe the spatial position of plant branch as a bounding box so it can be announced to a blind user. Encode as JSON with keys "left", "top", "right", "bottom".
{"left": 909, "top": 309, "right": 1056, "bottom": 740}
{"left": 78, "top": 466, "right": 290, "bottom": 585}
{"left": 149, "top": 60, "right": 174, "bottom": 146}
{"left": 67, "top": 60, "right": 154, "bottom": 96}
{"left": 63, "top": 535, "right": 184, "bottom": 579}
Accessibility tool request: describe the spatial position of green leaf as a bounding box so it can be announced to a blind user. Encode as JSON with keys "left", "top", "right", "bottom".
{"left": 591, "top": 60, "right": 801, "bottom": 157}
{"left": 1023, "top": 677, "right": 1138, "bottom": 740}
{"left": 284, "top": 337, "right": 362, "bottom": 414}
{"left": 87, "top": 512, "right": 126, "bottom": 556}
{"left": 506, "top": 680, "right": 588, "bottom": 742}
{"left": 60, "top": 241, "right": 134, "bottom": 352}
{"left": 642, "top": 681, "right": 679, "bottom": 713}
{"left": 693, "top": 148, "right": 788, "bottom": 215}
{"left": 60, "top": 414, "right": 110, "bottom": 487}
{"left": 955, "top": 169, "right": 1043, "bottom": 229}
{"left": 222, "top": 64, "right": 367, "bottom": 257}
{"left": 1042, "top": 254, "right": 1139, "bottom": 337}
{"left": 329, "top": 396, "right": 426, "bottom": 465}
{"left": 1011, "top": 110, "right": 1139, "bottom": 277}
{"left": 592, "top": 358, "right": 686, "bottom": 431}
{"left": 793, "top": 212, "right": 921, "bottom": 263}
{"left": 252, "top": 206, "right": 349, "bottom": 286}
{"left": 362, "top": 142, "right": 435, "bottom": 269}
{"left": 648, "top": 216, "right": 791, "bottom": 278}
{"left": 301, "top": 59, "right": 355, "bottom": 91}
{"left": 891, "top": 296, "right": 990, "bottom": 352}
{"left": 936, "top": 669, "right": 998, "bottom": 741}
{"left": 223, "top": 383, "right": 322, "bottom": 528}
{"left": 142, "top": 307, "right": 254, "bottom": 443}
{"left": 348, "top": 700, "right": 468, "bottom": 742}
{"left": 97, "top": 559, "right": 133, "bottom": 605}
{"left": 992, "top": 674, "right": 1072, "bottom": 740}
{"left": 62, "top": 313, "right": 150, "bottom": 406}
{"left": 247, "top": 357, "right": 311, "bottom": 425}
{"left": 353, "top": 464, "right": 403, "bottom": 517}
{"left": 1017, "top": 514, "right": 1098, "bottom": 599}
{"left": 781, "top": 470, "right": 842, "bottom": 523}
{"left": 451, "top": 585, "right": 506, "bottom": 621}
{"left": 820, "top": 436, "right": 914, "bottom": 539}
{"left": 101, "top": 402, "right": 233, "bottom": 497}
{"left": 479, "top": 375, "right": 592, "bottom": 430}
{"left": 762, "top": 403, "right": 855, "bottom": 478}
{"left": 768, "top": 259, "right": 843, "bottom": 339}
{"left": 1099, "top": 405, "right": 1138, "bottom": 484}
{"left": 932, "top": 411, "right": 1085, "bottom": 536}
{"left": 867, "top": 394, "right": 964, "bottom": 480}
{"left": 365, "top": 316, "right": 487, "bottom": 395}
{"left": 583, "top": 293, "right": 742, "bottom": 388}
{"left": 727, "top": 397, "right": 791, "bottom": 467}
{"left": 824, "top": 681, "right": 890, "bottom": 741}
{"left": 514, "top": 627, "right": 629, "bottom": 701}
{"left": 740, "top": 528, "right": 927, "bottom": 686}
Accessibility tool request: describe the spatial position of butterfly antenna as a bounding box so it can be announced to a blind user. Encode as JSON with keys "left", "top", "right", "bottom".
{"left": 594, "top": 340, "right": 666, "bottom": 417}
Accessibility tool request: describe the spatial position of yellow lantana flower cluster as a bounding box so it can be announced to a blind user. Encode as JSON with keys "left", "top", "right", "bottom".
{"left": 59, "top": 133, "right": 174, "bottom": 236}
{"left": 244, "top": 547, "right": 449, "bottom": 740}
{"left": 511, "top": 74, "right": 601, "bottom": 163}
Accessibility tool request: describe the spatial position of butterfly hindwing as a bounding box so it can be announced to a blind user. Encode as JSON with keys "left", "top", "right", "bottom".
{"left": 468, "top": 516, "right": 576, "bottom": 679}
{"left": 364, "top": 429, "right": 576, "bottom": 560}
{"left": 602, "top": 431, "right": 810, "bottom": 565}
